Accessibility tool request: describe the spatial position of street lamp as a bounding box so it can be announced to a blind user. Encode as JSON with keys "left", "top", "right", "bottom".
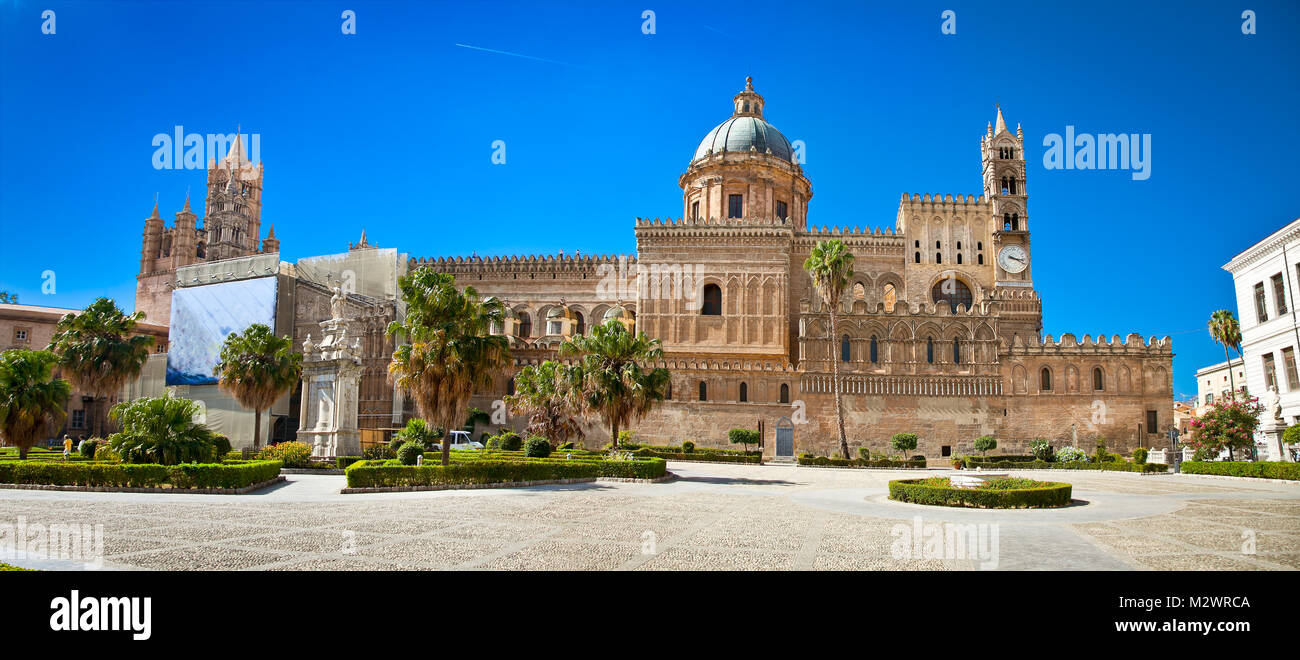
{"left": 1167, "top": 427, "right": 1180, "bottom": 473}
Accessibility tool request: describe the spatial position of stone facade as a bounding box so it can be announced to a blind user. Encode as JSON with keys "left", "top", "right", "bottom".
{"left": 135, "top": 79, "right": 1175, "bottom": 458}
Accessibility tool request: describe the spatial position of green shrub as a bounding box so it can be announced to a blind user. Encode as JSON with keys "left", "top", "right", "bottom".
{"left": 891, "top": 433, "right": 919, "bottom": 457}
{"left": 395, "top": 441, "right": 424, "bottom": 465}
{"left": 1283, "top": 424, "right": 1300, "bottom": 446}
{"left": 889, "top": 477, "right": 1072, "bottom": 508}
{"left": 682, "top": 441, "right": 695, "bottom": 453}
{"left": 336, "top": 456, "right": 364, "bottom": 469}
{"left": 974, "top": 435, "right": 997, "bottom": 455}
{"left": 1056, "top": 446, "right": 1088, "bottom": 463}
{"left": 0, "top": 460, "right": 281, "bottom": 489}
{"left": 618, "top": 430, "right": 634, "bottom": 445}
{"left": 212, "top": 435, "right": 232, "bottom": 457}
{"left": 969, "top": 459, "right": 1168, "bottom": 473}
{"left": 363, "top": 444, "right": 395, "bottom": 461}
{"left": 92, "top": 444, "right": 121, "bottom": 463}
{"left": 77, "top": 438, "right": 98, "bottom": 459}
{"left": 1181, "top": 461, "right": 1300, "bottom": 480}
{"left": 1132, "top": 448, "right": 1149, "bottom": 465}
{"left": 259, "top": 441, "right": 312, "bottom": 468}
{"left": 524, "top": 436, "right": 552, "bottom": 458}
{"left": 107, "top": 396, "right": 224, "bottom": 465}
{"left": 557, "top": 441, "right": 575, "bottom": 450}
{"left": 344, "top": 456, "right": 668, "bottom": 488}
{"left": 799, "top": 455, "right": 926, "bottom": 469}
{"left": 497, "top": 431, "right": 523, "bottom": 451}
{"left": 394, "top": 418, "right": 439, "bottom": 451}
{"left": 1028, "top": 439, "right": 1054, "bottom": 462}
{"left": 728, "top": 429, "right": 760, "bottom": 452}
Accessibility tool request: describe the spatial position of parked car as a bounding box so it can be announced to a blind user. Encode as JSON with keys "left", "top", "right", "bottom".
{"left": 430, "top": 431, "right": 483, "bottom": 452}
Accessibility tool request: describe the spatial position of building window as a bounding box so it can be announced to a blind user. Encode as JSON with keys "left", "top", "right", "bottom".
{"left": 1041, "top": 367, "right": 1052, "bottom": 391}
{"left": 1285, "top": 347, "right": 1300, "bottom": 391}
{"left": 776, "top": 200, "right": 788, "bottom": 221}
{"left": 574, "top": 312, "right": 585, "bottom": 336}
{"left": 1255, "top": 282, "right": 1268, "bottom": 322}
{"left": 852, "top": 282, "right": 865, "bottom": 300}
{"left": 952, "top": 338, "right": 961, "bottom": 364}
{"left": 926, "top": 337, "right": 934, "bottom": 363}
{"left": 1263, "top": 353, "right": 1278, "bottom": 389}
{"left": 941, "top": 445, "right": 952, "bottom": 457}
{"left": 70, "top": 409, "right": 85, "bottom": 429}
{"left": 1274, "top": 273, "right": 1289, "bottom": 315}
{"left": 727, "top": 194, "right": 743, "bottom": 218}
{"left": 914, "top": 252, "right": 921, "bottom": 263}
{"left": 739, "top": 382, "right": 748, "bottom": 402}
{"left": 667, "top": 381, "right": 673, "bottom": 400}
{"left": 956, "top": 253, "right": 963, "bottom": 264}
{"left": 691, "top": 201, "right": 700, "bottom": 220}
{"left": 1093, "top": 367, "right": 1104, "bottom": 391}
{"left": 870, "top": 336, "right": 878, "bottom": 363}
{"left": 882, "top": 283, "right": 896, "bottom": 311}
{"left": 506, "top": 377, "right": 516, "bottom": 396}
{"left": 779, "top": 383, "right": 790, "bottom": 404}
{"left": 516, "top": 312, "right": 531, "bottom": 338}
{"left": 841, "top": 335, "right": 851, "bottom": 362}
{"left": 13, "top": 328, "right": 28, "bottom": 342}
{"left": 1146, "top": 410, "right": 1158, "bottom": 434}
{"left": 977, "top": 254, "right": 984, "bottom": 265}
{"left": 931, "top": 279, "right": 973, "bottom": 313}
{"left": 935, "top": 253, "right": 942, "bottom": 264}
{"left": 701, "top": 284, "right": 722, "bottom": 316}
{"left": 698, "top": 381, "right": 707, "bottom": 401}
{"left": 1205, "top": 393, "right": 1214, "bottom": 405}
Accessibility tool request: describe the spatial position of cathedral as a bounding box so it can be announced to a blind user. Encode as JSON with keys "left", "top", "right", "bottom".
{"left": 136, "top": 78, "right": 1174, "bottom": 458}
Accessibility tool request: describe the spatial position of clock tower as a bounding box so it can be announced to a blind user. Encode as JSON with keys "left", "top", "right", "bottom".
{"left": 982, "top": 106, "right": 1033, "bottom": 288}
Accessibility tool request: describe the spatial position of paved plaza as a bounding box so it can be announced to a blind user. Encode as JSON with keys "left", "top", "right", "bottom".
{"left": 2, "top": 463, "right": 1299, "bottom": 571}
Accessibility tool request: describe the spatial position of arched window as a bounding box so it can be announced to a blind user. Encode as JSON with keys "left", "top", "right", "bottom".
{"left": 1011, "top": 213, "right": 1019, "bottom": 230}
{"left": 957, "top": 253, "right": 963, "bottom": 264}
{"left": 739, "top": 382, "right": 748, "bottom": 402}
{"left": 574, "top": 312, "right": 585, "bottom": 336}
{"left": 931, "top": 279, "right": 973, "bottom": 313}
{"left": 852, "top": 282, "right": 866, "bottom": 300}
{"left": 507, "top": 377, "right": 516, "bottom": 396}
{"left": 1041, "top": 368, "right": 1052, "bottom": 391}
{"left": 953, "top": 338, "right": 961, "bottom": 364}
{"left": 841, "top": 335, "right": 851, "bottom": 362}
{"left": 702, "top": 284, "right": 722, "bottom": 315}
{"left": 935, "top": 253, "right": 942, "bottom": 264}
{"left": 978, "top": 254, "right": 984, "bottom": 265}
{"left": 870, "top": 336, "right": 878, "bottom": 363}
{"left": 517, "top": 312, "right": 532, "bottom": 338}
{"left": 1093, "top": 367, "right": 1104, "bottom": 391}
{"left": 667, "top": 381, "right": 673, "bottom": 400}
{"left": 882, "top": 283, "right": 897, "bottom": 311}
{"left": 779, "top": 383, "right": 790, "bottom": 404}
{"left": 1003, "top": 214, "right": 1012, "bottom": 231}
{"left": 698, "top": 381, "right": 708, "bottom": 401}
{"left": 914, "top": 252, "right": 921, "bottom": 263}
{"left": 926, "top": 336, "right": 934, "bottom": 363}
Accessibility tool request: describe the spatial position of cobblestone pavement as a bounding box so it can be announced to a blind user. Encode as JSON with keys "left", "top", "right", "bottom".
{"left": 1, "top": 463, "right": 1297, "bottom": 571}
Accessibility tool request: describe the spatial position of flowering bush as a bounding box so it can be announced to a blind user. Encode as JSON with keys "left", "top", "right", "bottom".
{"left": 258, "top": 441, "right": 312, "bottom": 468}
{"left": 1056, "top": 446, "right": 1088, "bottom": 463}
{"left": 1028, "top": 439, "right": 1054, "bottom": 462}
{"left": 1187, "top": 398, "right": 1261, "bottom": 460}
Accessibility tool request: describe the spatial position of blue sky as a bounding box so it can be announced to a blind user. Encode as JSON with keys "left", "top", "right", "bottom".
{"left": 1, "top": 0, "right": 1297, "bottom": 398}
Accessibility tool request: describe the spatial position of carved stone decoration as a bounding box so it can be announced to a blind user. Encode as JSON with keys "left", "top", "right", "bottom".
{"left": 297, "top": 316, "right": 362, "bottom": 458}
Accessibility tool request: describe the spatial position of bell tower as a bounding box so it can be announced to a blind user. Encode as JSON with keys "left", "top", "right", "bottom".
{"left": 204, "top": 127, "right": 264, "bottom": 262}
{"left": 982, "top": 106, "right": 1032, "bottom": 288}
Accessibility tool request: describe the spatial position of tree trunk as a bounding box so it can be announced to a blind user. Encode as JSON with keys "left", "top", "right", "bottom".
{"left": 610, "top": 418, "right": 620, "bottom": 449}
{"left": 253, "top": 408, "right": 263, "bottom": 451}
{"left": 441, "top": 417, "right": 451, "bottom": 466}
{"left": 828, "top": 309, "right": 849, "bottom": 459}
{"left": 1223, "top": 345, "right": 1235, "bottom": 401}
{"left": 18, "top": 445, "right": 28, "bottom": 460}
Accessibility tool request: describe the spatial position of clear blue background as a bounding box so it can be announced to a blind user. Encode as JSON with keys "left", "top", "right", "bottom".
{"left": 1, "top": 0, "right": 1297, "bottom": 398}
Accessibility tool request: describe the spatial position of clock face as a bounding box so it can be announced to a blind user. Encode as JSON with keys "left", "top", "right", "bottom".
{"left": 998, "top": 245, "right": 1028, "bottom": 273}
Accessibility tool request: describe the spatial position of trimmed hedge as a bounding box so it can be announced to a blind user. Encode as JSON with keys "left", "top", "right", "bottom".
{"left": 966, "top": 455, "right": 1038, "bottom": 464}
{"left": 889, "top": 477, "right": 1072, "bottom": 508}
{"left": 0, "top": 460, "right": 282, "bottom": 489}
{"left": 345, "top": 456, "right": 667, "bottom": 488}
{"left": 1181, "top": 461, "right": 1300, "bottom": 480}
{"left": 799, "top": 454, "right": 926, "bottom": 469}
{"left": 971, "top": 459, "right": 1168, "bottom": 473}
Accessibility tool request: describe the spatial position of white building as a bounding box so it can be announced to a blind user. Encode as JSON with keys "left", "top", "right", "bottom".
{"left": 1193, "top": 358, "right": 1245, "bottom": 412}
{"left": 1223, "top": 218, "right": 1300, "bottom": 460}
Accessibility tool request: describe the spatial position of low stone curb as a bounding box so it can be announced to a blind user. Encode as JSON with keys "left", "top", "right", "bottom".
{"left": 280, "top": 468, "right": 345, "bottom": 475}
{"left": 796, "top": 464, "right": 928, "bottom": 471}
{"left": 0, "top": 475, "right": 287, "bottom": 494}
{"left": 341, "top": 471, "right": 676, "bottom": 494}
{"left": 661, "top": 458, "right": 764, "bottom": 466}
{"left": 986, "top": 468, "right": 1169, "bottom": 477}
{"left": 1170, "top": 472, "right": 1300, "bottom": 485}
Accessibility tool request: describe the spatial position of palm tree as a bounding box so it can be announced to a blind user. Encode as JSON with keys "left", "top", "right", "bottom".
{"left": 387, "top": 268, "right": 512, "bottom": 466}
{"left": 47, "top": 298, "right": 154, "bottom": 437}
{"left": 505, "top": 359, "right": 588, "bottom": 447}
{"left": 1208, "top": 310, "right": 1243, "bottom": 402}
{"left": 804, "top": 239, "right": 856, "bottom": 459}
{"left": 214, "top": 323, "right": 302, "bottom": 451}
{"left": 108, "top": 396, "right": 222, "bottom": 464}
{"left": 393, "top": 417, "right": 440, "bottom": 450}
{"left": 559, "top": 319, "right": 670, "bottom": 448}
{"left": 0, "top": 349, "right": 72, "bottom": 459}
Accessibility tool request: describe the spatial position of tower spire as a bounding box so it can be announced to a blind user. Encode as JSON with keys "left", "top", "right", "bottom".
{"left": 994, "top": 104, "right": 1007, "bottom": 134}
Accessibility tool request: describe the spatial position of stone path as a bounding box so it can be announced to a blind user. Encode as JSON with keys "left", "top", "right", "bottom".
{"left": 1, "top": 463, "right": 1297, "bottom": 570}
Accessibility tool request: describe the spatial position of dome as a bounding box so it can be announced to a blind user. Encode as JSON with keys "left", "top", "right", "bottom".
{"left": 693, "top": 115, "right": 793, "bottom": 163}
{"left": 546, "top": 306, "right": 566, "bottom": 319}
{"left": 603, "top": 305, "right": 625, "bottom": 321}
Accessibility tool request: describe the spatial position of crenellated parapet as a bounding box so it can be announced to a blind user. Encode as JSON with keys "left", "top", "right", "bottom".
{"left": 409, "top": 253, "right": 636, "bottom": 277}
{"left": 896, "top": 193, "right": 990, "bottom": 231}
{"left": 1007, "top": 332, "right": 1174, "bottom": 355}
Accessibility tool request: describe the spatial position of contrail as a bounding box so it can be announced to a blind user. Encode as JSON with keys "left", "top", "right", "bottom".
{"left": 454, "top": 43, "right": 586, "bottom": 69}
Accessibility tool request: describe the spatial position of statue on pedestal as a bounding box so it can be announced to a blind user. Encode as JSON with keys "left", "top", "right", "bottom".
{"left": 330, "top": 285, "right": 346, "bottom": 321}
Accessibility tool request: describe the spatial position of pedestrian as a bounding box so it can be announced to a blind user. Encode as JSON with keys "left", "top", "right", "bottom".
{"left": 62, "top": 434, "right": 73, "bottom": 459}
